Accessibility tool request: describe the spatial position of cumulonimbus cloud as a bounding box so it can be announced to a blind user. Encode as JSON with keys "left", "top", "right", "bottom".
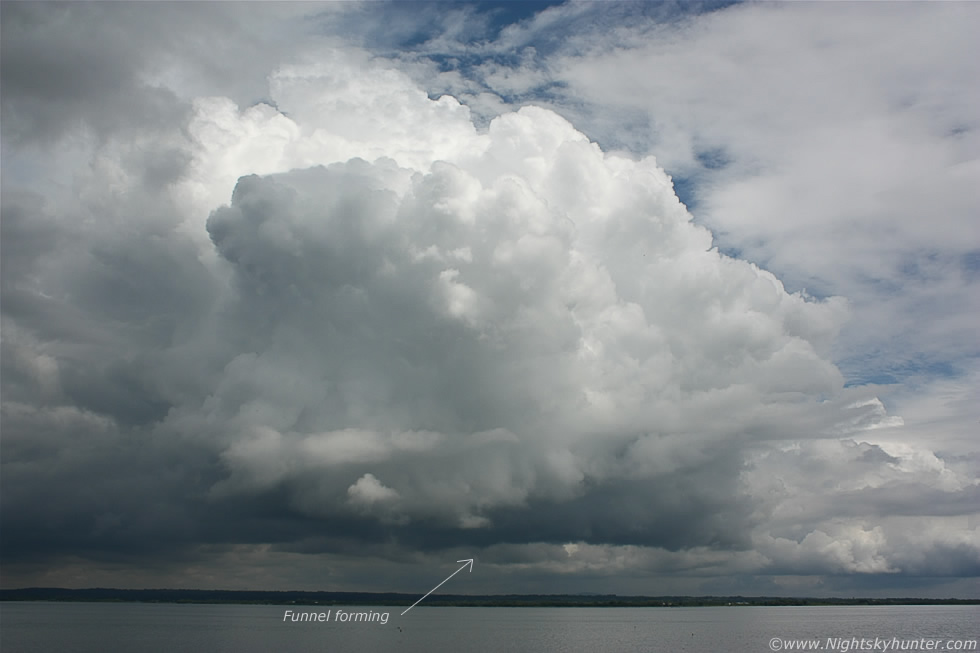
{"left": 180, "top": 59, "right": 890, "bottom": 534}
{"left": 2, "top": 48, "right": 977, "bottom": 591}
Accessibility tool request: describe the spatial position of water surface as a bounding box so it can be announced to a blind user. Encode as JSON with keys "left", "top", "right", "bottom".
{"left": 1, "top": 602, "right": 976, "bottom": 653}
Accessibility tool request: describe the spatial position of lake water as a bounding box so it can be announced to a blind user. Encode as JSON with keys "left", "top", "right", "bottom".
{"left": 1, "top": 603, "right": 976, "bottom": 652}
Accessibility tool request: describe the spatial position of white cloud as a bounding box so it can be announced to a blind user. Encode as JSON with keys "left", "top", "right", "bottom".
{"left": 170, "top": 59, "right": 915, "bottom": 542}
{"left": 538, "top": 2, "right": 980, "bottom": 389}
{"left": 348, "top": 473, "right": 400, "bottom": 507}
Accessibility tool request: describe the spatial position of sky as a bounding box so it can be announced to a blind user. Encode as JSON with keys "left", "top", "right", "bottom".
{"left": 1, "top": 1, "right": 978, "bottom": 599}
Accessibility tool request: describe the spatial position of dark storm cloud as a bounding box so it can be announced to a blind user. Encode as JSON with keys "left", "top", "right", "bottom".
{"left": 1, "top": 1, "right": 321, "bottom": 146}
{"left": 0, "top": 2, "right": 184, "bottom": 143}
{"left": 0, "top": 191, "right": 60, "bottom": 287}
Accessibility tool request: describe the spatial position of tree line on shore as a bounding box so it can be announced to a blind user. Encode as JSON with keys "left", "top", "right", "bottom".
{"left": 2, "top": 588, "right": 977, "bottom": 606}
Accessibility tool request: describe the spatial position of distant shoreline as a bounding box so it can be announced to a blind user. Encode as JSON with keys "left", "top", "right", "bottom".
{"left": 2, "top": 588, "right": 977, "bottom": 607}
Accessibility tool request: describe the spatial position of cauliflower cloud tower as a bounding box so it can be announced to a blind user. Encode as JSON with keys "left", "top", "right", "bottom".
{"left": 185, "top": 57, "right": 884, "bottom": 554}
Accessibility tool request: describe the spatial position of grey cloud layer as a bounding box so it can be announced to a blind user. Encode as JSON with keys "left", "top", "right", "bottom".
{"left": 2, "top": 4, "right": 977, "bottom": 595}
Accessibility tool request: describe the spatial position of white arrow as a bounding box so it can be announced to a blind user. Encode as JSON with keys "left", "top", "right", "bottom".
{"left": 400, "top": 559, "right": 474, "bottom": 616}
